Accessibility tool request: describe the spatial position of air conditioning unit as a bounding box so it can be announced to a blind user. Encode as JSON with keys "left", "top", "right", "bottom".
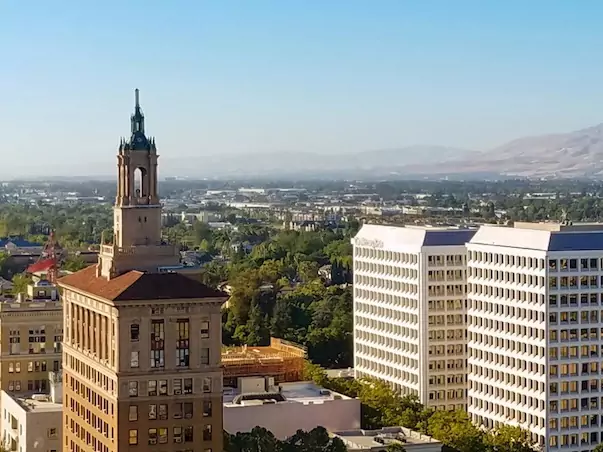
{"left": 149, "top": 439, "right": 157, "bottom": 445}
{"left": 175, "top": 438, "right": 183, "bottom": 443}
{"left": 174, "top": 390, "right": 182, "bottom": 395}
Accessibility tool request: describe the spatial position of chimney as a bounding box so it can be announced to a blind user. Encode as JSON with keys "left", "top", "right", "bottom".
{"left": 49, "top": 371, "right": 63, "bottom": 403}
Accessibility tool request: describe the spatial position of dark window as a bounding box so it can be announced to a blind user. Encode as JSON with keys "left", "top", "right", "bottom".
{"left": 176, "top": 319, "right": 189, "bottom": 367}
{"left": 130, "top": 324, "right": 139, "bottom": 342}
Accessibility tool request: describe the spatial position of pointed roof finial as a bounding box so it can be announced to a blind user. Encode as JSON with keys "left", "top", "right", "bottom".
{"left": 135, "top": 88, "right": 140, "bottom": 108}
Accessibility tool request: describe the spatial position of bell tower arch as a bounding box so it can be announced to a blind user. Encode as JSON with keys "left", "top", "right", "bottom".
{"left": 98, "top": 89, "right": 179, "bottom": 279}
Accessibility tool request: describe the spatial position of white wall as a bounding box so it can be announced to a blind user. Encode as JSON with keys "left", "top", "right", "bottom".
{"left": 224, "top": 398, "right": 361, "bottom": 439}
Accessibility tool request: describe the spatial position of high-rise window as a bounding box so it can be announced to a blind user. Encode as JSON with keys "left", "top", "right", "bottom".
{"left": 201, "top": 347, "right": 210, "bottom": 365}
{"left": 176, "top": 319, "right": 189, "bottom": 367}
{"left": 203, "top": 401, "right": 212, "bottom": 417}
{"left": 130, "top": 351, "right": 139, "bottom": 368}
{"left": 150, "top": 320, "right": 165, "bottom": 368}
{"left": 130, "top": 324, "right": 140, "bottom": 342}
{"left": 129, "top": 405, "right": 138, "bottom": 421}
{"left": 9, "top": 330, "right": 20, "bottom": 355}
{"left": 200, "top": 321, "right": 210, "bottom": 339}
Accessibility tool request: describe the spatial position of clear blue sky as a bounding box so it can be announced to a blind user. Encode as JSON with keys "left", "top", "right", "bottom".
{"left": 2, "top": 0, "right": 603, "bottom": 175}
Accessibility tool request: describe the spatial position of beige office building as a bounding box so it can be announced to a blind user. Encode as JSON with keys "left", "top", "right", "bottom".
{"left": 0, "top": 282, "right": 62, "bottom": 397}
{"left": 58, "top": 90, "right": 227, "bottom": 452}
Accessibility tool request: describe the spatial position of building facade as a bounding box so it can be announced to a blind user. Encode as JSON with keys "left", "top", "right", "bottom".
{"left": 0, "top": 371, "right": 63, "bottom": 452}
{"left": 58, "top": 90, "right": 228, "bottom": 452}
{"left": 352, "top": 225, "right": 475, "bottom": 410}
{"left": 0, "top": 285, "right": 62, "bottom": 398}
{"left": 467, "top": 222, "right": 603, "bottom": 451}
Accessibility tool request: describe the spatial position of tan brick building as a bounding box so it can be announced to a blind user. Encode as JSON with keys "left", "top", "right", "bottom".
{"left": 58, "top": 90, "right": 227, "bottom": 452}
{"left": 0, "top": 290, "right": 62, "bottom": 397}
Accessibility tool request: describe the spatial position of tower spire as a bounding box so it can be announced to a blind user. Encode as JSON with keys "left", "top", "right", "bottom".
{"left": 135, "top": 88, "right": 140, "bottom": 109}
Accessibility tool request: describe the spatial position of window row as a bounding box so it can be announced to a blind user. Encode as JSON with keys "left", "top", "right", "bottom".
{"left": 7, "top": 379, "right": 48, "bottom": 392}
{"left": 428, "top": 389, "right": 465, "bottom": 400}
{"left": 550, "top": 293, "right": 602, "bottom": 307}
{"left": 549, "top": 275, "right": 603, "bottom": 289}
{"left": 129, "top": 347, "right": 210, "bottom": 369}
{"left": 355, "top": 261, "right": 418, "bottom": 279}
{"left": 128, "top": 425, "right": 213, "bottom": 445}
{"left": 355, "top": 303, "right": 419, "bottom": 327}
{"left": 355, "top": 247, "right": 418, "bottom": 264}
{"left": 468, "top": 285, "right": 545, "bottom": 305}
{"left": 7, "top": 360, "right": 60, "bottom": 373}
{"left": 427, "top": 269, "right": 465, "bottom": 281}
{"left": 469, "top": 396, "right": 545, "bottom": 429}
{"left": 550, "top": 310, "right": 603, "bottom": 325}
{"left": 128, "top": 401, "right": 212, "bottom": 421}
{"left": 469, "top": 321, "right": 546, "bottom": 345}
{"left": 355, "top": 275, "right": 418, "bottom": 294}
{"left": 428, "top": 299, "right": 465, "bottom": 311}
{"left": 468, "top": 267, "right": 544, "bottom": 285}
{"left": 468, "top": 251, "right": 544, "bottom": 269}
{"left": 128, "top": 377, "right": 212, "bottom": 397}
{"left": 355, "top": 290, "right": 418, "bottom": 309}
{"left": 550, "top": 380, "right": 603, "bottom": 395}
{"left": 468, "top": 365, "right": 544, "bottom": 393}
{"left": 427, "top": 254, "right": 465, "bottom": 267}
{"left": 549, "top": 258, "right": 602, "bottom": 272}
{"left": 549, "top": 328, "right": 603, "bottom": 342}
{"left": 469, "top": 349, "right": 545, "bottom": 373}
{"left": 354, "top": 359, "right": 419, "bottom": 384}
{"left": 355, "top": 330, "right": 418, "bottom": 353}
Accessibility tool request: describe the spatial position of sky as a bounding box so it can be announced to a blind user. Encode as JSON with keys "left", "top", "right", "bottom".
{"left": 2, "top": 0, "right": 603, "bottom": 175}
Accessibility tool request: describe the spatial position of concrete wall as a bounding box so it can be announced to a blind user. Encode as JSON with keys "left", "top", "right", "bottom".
{"left": 224, "top": 398, "right": 361, "bottom": 439}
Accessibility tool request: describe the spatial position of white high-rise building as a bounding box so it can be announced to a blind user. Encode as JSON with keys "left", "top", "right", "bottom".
{"left": 352, "top": 224, "right": 476, "bottom": 410}
{"left": 467, "top": 222, "right": 603, "bottom": 451}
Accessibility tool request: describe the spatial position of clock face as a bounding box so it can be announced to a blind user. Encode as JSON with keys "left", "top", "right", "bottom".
{"left": 137, "top": 137, "right": 143, "bottom": 142}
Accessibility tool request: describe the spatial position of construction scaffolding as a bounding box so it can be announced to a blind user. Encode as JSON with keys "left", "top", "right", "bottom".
{"left": 221, "top": 338, "right": 307, "bottom": 387}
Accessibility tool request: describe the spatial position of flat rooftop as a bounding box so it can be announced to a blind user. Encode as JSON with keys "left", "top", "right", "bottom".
{"left": 470, "top": 222, "right": 603, "bottom": 252}
{"left": 354, "top": 224, "right": 476, "bottom": 251}
{"left": 333, "top": 427, "right": 441, "bottom": 449}
{"left": 11, "top": 394, "right": 62, "bottom": 413}
{"left": 514, "top": 221, "right": 603, "bottom": 232}
{"left": 223, "top": 381, "right": 350, "bottom": 405}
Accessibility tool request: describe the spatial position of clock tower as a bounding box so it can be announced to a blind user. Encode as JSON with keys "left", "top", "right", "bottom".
{"left": 97, "top": 89, "right": 180, "bottom": 278}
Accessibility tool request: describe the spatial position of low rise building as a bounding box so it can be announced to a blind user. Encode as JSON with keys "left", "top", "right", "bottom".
{"left": 0, "top": 371, "right": 63, "bottom": 452}
{"left": 333, "top": 427, "right": 442, "bottom": 452}
{"left": 223, "top": 379, "right": 360, "bottom": 439}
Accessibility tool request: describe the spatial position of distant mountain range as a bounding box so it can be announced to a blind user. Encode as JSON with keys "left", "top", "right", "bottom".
{"left": 10, "top": 123, "right": 603, "bottom": 180}
{"left": 158, "top": 145, "right": 477, "bottom": 179}
{"left": 402, "top": 123, "right": 603, "bottom": 179}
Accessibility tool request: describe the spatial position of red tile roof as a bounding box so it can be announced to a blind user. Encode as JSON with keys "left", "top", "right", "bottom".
{"left": 58, "top": 264, "right": 227, "bottom": 301}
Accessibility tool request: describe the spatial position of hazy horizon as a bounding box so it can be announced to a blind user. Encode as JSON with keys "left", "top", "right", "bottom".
{"left": 4, "top": 1, "right": 603, "bottom": 177}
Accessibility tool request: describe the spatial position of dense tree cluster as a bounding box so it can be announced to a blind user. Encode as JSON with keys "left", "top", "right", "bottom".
{"left": 199, "top": 224, "right": 356, "bottom": 367}
{"left": 304, "top": 363, "right": 537, "bottom": 452}
{"left": 224, "top": 427, "right": 347, "bottom": 452}
{"left": 0, "top": 204, "right": 112, "bottom": 248}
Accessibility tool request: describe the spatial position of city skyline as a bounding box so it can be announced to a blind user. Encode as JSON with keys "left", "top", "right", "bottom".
{"left": 4, "top": 1, "right": 603, "bottom": 177}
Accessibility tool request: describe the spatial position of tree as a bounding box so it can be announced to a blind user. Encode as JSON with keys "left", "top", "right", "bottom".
{"left": 63, "top": 255, "right": 87, "bottom": 272}
{"left": 225, "top": 426, "right": 279, "bottom": 452}
{"left": 11, "top": 273, "right": 32, "bottom": 295}
{"left": 593, "top": 444, "right": 603, "bottom": 452}
{"left": 385, "top": 443, "right": 407, "bottom": 452}
{"left": 282, "top": 427, "right": 347, "bottom": 452}
{"left": 485, "top": 425, "right": 537, "bottom": 452}
{"left": 426, "top": 410, "right": 486, "bottom": 452}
